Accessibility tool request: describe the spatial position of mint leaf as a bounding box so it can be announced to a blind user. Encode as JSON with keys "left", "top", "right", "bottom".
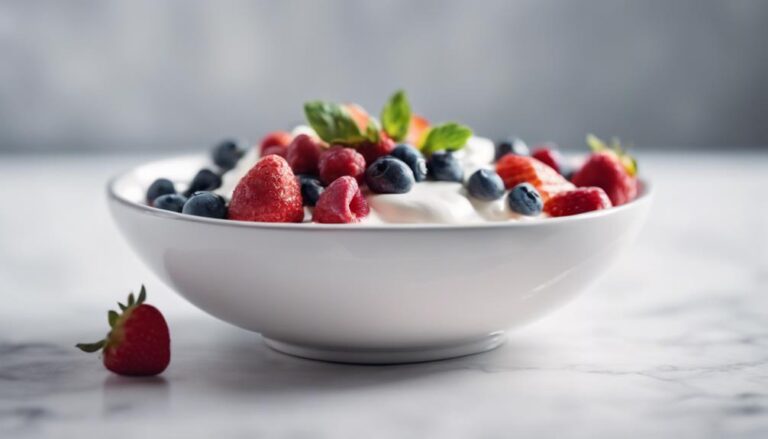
{"left": 380, "top": 90, "right": 411, "bottom": 142}
{"left": 304, "top": 101, "right": 372, "bottom": 144}
{"left": 420, "top": 122, "right": 473, "bottom": 155}
{"left": 365, "top": 118, "right": 381, "bottom": 143}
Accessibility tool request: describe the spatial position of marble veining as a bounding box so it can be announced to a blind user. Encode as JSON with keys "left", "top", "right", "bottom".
{"left": 1, "top": 152, "right": 767, "bottom": 438}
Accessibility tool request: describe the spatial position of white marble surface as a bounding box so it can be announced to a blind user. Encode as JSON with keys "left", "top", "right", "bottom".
{"left": 1, "top": 152, "right": 767, "bottom": 438}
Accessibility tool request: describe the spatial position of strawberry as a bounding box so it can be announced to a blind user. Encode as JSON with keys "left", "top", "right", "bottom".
{"left": 531, "top": 145, "right": 564, "bottom": 174}
{"left": 313, "top": 176, "right": 369, "bottom": 223}
{"left": 355, "top": 133, "right": 395, "bottom": 164}
{"left": 496, "top": 155, "right": 574, "bottom": 200}
{"left": 405, "top": 114, "right": 430, "bottom": 147}
{"left": 318, "top": 147, "right": 366, "bottom": 185}
{"left": 228, "top": 155, "right": 304, "bottom": 222}
{"left": 286, "top": 134, "right": 323, "bottom": 175}
{"left": 77, "top": 286, "right": 170, "bottom": 376}
{"left": 261, "top": 145, "right": 288, "bottom": 158}
{"left": 544, "top": 187, "right": 612, "bottom": 217}
{"left": 259, "top": 131, "right": 292, "bottom": 157}
{"left": 572, "top": 134, "right": 638, "bottom": 206}
{"left": 342, "top": 103, "right": 371, "bottom": 133}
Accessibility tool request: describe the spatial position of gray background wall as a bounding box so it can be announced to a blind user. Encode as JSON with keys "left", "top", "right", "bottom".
{"left": 1, "top": 0, "right": 766, "bottom": 153}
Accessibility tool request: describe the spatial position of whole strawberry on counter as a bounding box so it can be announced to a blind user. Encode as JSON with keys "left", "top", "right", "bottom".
{"left": 77, "top": 286, "right": 170, "bottom": 376}
{"left": 572, "top": 134, "right": 638, "bottom": 206}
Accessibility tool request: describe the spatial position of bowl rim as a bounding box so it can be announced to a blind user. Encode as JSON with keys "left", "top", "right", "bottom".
{"left": 107, "top": 154, "right": 653, "bottom": 231}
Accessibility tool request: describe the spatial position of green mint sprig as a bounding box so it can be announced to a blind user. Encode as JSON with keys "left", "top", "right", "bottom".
{"left": 380, "top": 90, "right": 411, "bottom": 142}
{"left": 303, "top": 101, "right": 377, "bottom": 145}
{"left": 420, "top": 122, "right": 473, "bottom": 155}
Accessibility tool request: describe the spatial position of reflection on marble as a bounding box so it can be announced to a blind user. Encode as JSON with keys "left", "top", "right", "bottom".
{"left": 1, "top": 152, "right": 767, "bottom": 438}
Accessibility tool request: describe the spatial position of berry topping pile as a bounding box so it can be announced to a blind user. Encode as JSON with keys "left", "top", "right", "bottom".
{"left": 142, "top": 89, "right": 640, "bottom": 223}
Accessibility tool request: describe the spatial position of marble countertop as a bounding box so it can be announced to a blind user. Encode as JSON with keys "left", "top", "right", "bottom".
{"left": 1, "top": 152, "right": 767, "bottom": 438}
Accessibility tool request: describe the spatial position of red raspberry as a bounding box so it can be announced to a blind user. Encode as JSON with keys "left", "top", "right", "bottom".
{"left": 313, "top": 176, "right": 370, "bottom": 224}
{"left": 543, "top": 187, "right": 612, "bottom": 217}
{"left": 356, "top": 134, "right": 396, "bottom": 164}
{"left": 572, "top": 151, "right": 638, "bottom": 206}
{"left": 228, "top": 155, "right": 304, "bottom": 223}
{"left": 258, "top": 131, "right": 292, "bottom": 155}
{"left": 531, "top": 145, "right": 563, "bottom": 174}
{"left": 286, "top": 134, "right": 323, "bottom": 175}
{"left": 318, "top": 147, "right": 366, "bottom": 185}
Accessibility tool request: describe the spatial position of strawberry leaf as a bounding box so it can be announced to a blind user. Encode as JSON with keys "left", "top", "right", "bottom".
{"left": 108, "top": 310, "right": 119, "bottom": 328}
{"left": 586, "top": 134, "right": 637, "bottom": 176}
{"left": 380, "top": 90, "right": 411, "bottom": 142}
{"left": 586, "top": 133, "right": 608, "bottom": 152}
{"left": 76, "top": 340, "right": 105, "bottom": 353}
{"left": 420, "top": 122, "right": 473, "bottom": 155}
{"left": 304, "top": 101, "right": 375, "bottom": 145}
{"left": 137, "top": 285, "right": 146, "bottom": 305}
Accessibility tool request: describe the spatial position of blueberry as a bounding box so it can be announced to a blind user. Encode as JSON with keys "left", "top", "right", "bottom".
{"left": 427, "top": 151, "right": 463, "bottom": 182}
{"left": 298, "top": 175, "right": 324, "bottom": 207}
{"left": 467, "top": 169, "right": 505, "bottom": 201}
{"left": 495, "top": 137, "right": 529, "bottom": 161}
{"left": 152, "top": 194, "right": 187, "bottom": 212}
{"left": 182, "top": 192, "right": 228, "bottom": 219}
{"left": 507, "top": 183, "right": 543, "bottom": 216}
{"left": 184, "top": 169, "right": 222, "bottom": 197}
{"left": 391, "top": 144, "right": 427, "bottom": 182}
{"left": 212, "top": 139, "right": 245, "bottom": 171}
{"left": 146, "top": 178, "right": 175, "bottom": 204}
{"left": 365, "top": 157, "right": 415, "bottom": 194}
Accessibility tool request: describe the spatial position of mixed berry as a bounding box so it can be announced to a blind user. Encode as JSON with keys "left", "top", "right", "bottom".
{"left": 144, "top": 90, "right": 641, "bottom": 224}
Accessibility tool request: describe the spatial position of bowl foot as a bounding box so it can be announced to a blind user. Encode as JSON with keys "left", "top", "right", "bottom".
{"left": 262, "top": 332, "right": 506, "bottom": 364}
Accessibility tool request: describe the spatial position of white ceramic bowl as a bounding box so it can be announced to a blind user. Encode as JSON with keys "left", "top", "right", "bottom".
{"left": 108, "top": 154, "right": 652, "bottom": 364}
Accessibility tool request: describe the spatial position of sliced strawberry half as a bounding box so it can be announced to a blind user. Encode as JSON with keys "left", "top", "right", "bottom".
{"left": 406, "top": 114, "right": 430, "bottom": 147}
{"left": 544, "top": 187, "right": 612, "bottom": 217}
{"left": 496, "top": 155, "right": 574, "bottom": 200}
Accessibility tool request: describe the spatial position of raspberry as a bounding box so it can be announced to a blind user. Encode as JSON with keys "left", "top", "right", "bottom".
{"left": 356, "top": 134, "right": 395, "bottom": 164}
{"left": 228, "top": 155, "right": 304, "bottom": 223}
{"left": 313, "top": 176, "right": 370, "bottom": 223}
{"left": 286, "top": 134, "right": 323, "bottom": 175}
{"left": 318, "top": 147, "right": 366, "bottom": 185}
{"left": 258, "top": 131, "right": 292, "bottom": 155}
